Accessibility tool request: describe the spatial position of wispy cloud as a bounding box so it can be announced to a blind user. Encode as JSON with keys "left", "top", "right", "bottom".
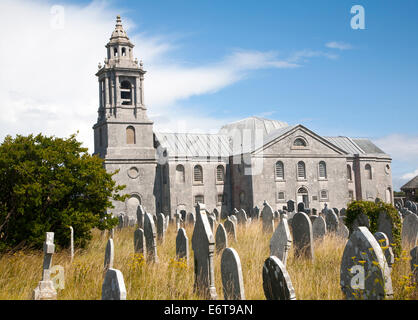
{"left": 325, "top": 41, "right": 353, "bottom": 50}
{"left": 401, "top": 169, "right": 418, "bottom": 180}
{"left": 374, "top": 134, "right": 418, "bottom": 164}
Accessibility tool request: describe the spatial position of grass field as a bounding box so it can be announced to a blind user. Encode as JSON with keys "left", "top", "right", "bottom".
{"left": 0, "top": 219, "right": 416, "bottom": 300}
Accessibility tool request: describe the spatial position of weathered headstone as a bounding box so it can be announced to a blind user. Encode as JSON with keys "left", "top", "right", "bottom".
{"left": 252, "top": 206, "right": 260, "bottom": 220}
{"left": 156, "top": 212, "right": 165, "bottom": 242}
{"left": 340, "top": 226, "right": 393, "bottom": 300}
{"left": 309, "top": 215, "right": 318, "bottom": 225}
{"left": 237, "top": 209, "right": 248, "bottom": 225}
{"left": 118, "top": 214, "right": 124, "bottom": 230}
{"left": 402, "top": 213, "right": 418, "bottom": 247}
{"left": 224, "top": 217, "right": 237, "bottom": 242}
{"left": 374, "top": 232, "right": 394, "bottom": 271}
{"left": 336, "top": 223, "right": 349, "bottom": 239}
{"left": 176, "top": 228, "right": 189, "bottom": 265}
{"left": 213, "top": 208, "right": 220, "bottom": 221}
{"left": 340, "top": 208, "right": 347, "bottom": 216}
{"left": 262, "top": 201, "right": 274, "bottom": 233}
{"left": 333, "top": 208, "right": 339, "bottom": 216}
{"left": 270, "top": 216, "right": 292, "bottom": 265}
{"left": 215, "top": 223, "right": 228, "bottom": 253}
{"left": 262, "top": 256, "right": 296, "bottom": 300}
{"left": 291, "top": 212, "right": 314, "bottom": 260}
{"left": 287, "top": 200, "right": 295, "bottom": 213}
{"left": 33, "top": 232, "right": 57, "bottom": 300}
{"left": 312, "top": 215, "right": 327, "bottom": 240}
{"left": 297, "top": 202, "right": 305, "bottom": 213}
{"left": 351, "top": 212, "right": 370, "bottom": 234}
{"left": 136, "top": 205, "right": 145, "bottom": 228}
{"left": 174, "top": 211, "right": 181, "bottom": 232}
{"left": 207, "top": 214, "right": 217, "bottom": 233}
{"left": 144, "top": 212, "right": 158, "bottom": 263}
{"left": 101, "top": 268, "right": 127, "bottom": 300}
{"left": 134, "top": 228, "right": 146, "bottom": 256}
{"left": 187, "top": 212, "right": 196, "bottom": 226}
{"left": 191, "top": 203, "right": 217, "bottom": 299}
{"left": 325, "top": 210, "right": 339, "bottom": 233}
{"left": 104, "top": 238, "right": 114, "bottom": 271}
{"left": 164, "top": 215, "right": 170, "bottom": 231}
{"left": 377, "top": 211, "right": 394, "bottom": 247}
{"left": 221, "top": 248, "right": 245, "bottom": 300}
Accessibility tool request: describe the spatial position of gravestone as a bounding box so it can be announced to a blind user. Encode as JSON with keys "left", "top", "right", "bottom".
{"left": 136, "top": 205, "right": 145, "bottom": 228}
{"left": 33, "top": 232, "right": 57, "bottom": 300}
{"left": 273, "top": 211, "right": 280, "bottom": 221}
{"left": 237, "top": 209, "right": 248, "bottom": 225}
{"left": 215, "top": 224, "right": 228, "bottom": 253}
{"left": 325, "top": 210, "right": 339, "bottom": 233}
{"left": 134, "top": 228, "right": 146, "bottom": 256}
{"left": 291, "top": 212, "right": 314, "bottom": 260}
{"left": 104, "top": 238, "right": 114, "bottom": 271}
{"left": 321, "top": 203, "right": 329, "bottom": 215}
{"left": 287, "top": 200, "right": 295, "bottom": 213}
{"left": 221, "top": 248, "right": 245, "bottom": 300}
{"left": 229, "top": 215, "right": 238, "bottom": 225}
{"left": 270, "top": 216, "right": 292, "bottom": 265}
{"left": 410, "top": 246, "right": 417, "bottom": 283}
{"left": 312, "top": 208, "right": 317, "bottom": 216}
{"left": 176, "top": 228, "right": 189, "bottom": 265}
{"left": 144, "top": 212, "right": 158, "bottom": 263}
{"left": 174, "top": 211, "right": 182, "bottom": 232}
{"left": 221, "top": 210, "right": 229, "bottom": 220}
{"left": 340, "top": 208, "right": 347, "bottom": 216}
{"left": 351, "top": 213, "right": 370, "bottom": 234}
{"left": 69, "top": 226, "right": 74, "bottom": 262}
{"left": 262, "top": 256, "right": 296, "bottom": 300}
{"left": 297, "top": 202, "right": 305, "bottom": 213}
{"left": 164, "top": 215, "right": 170, "bottom": 232}
{"left": 253, "top": 206, "right": 260, "bottom": 220}
{"left": 207, "top": 214, "right": 217, "bottom": 234}
{"left": 309, "top": 215, "right": 318, "bottom": 225}
{"left": 339, "top": 216, "right": 346, "bottom": 226}
{"left": 312, "top": 215, "right": 327, "bottom": 240}
{"left": 411, "top": 202, "right": 417, "bottom": 214}
{"left": 377, "top": 211, "right": 394, "bottom": 247}
{"left": 191, "top": 203, "right": 217, "bottom": 299}
{"left": 118, "top": 215, "right": 124, "bottom": 230}
{"left": 224, "top": 217, "right": 237, "bottom": 242}
{"left": 233, "top": 208, "right": 239, "bottom": 216}
{"left": 101, "top": 268, "right": 127, "bottom": 300}
{"left": 340, "top": 226, "right": 393, "bottom": 300}
{"left": 187, "top": 212, "right": 196, "bottom": 226}
{"left": 213, "top": 208, "right": 220, "bottom": 221}
{"left": 262, "top": 201, "right": 275, "bottom": 233}
{"left": 336, "top": 223, "right": 349, "bottom": 239}
{"left": 123, "top": 214, "right": 129, "bottom": 228}
{"left": 333, "top": 208, "right": 339, "bottom": 216}
{"left": 156, "top": 213, "right": 165, "bottom": 242}
{"left": 374, "top": 232, "right": 394, "bottom": 271}
{"left": 402, "top": 213, "right": 418, "bottom": 247}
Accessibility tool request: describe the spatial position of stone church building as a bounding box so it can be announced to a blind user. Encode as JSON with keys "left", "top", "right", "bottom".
{"left": 93, "top": 16, "right": 393, "bottom": 220}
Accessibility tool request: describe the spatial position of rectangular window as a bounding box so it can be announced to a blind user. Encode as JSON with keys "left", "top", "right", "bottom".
{"left": 278, "top": 192, "right": 285, "bottom": 200}
{"left": 320, "top": 190, "right": 328, "bottom": 200}
{"left": 217, "top": 194, "right": 225, "bottom": 205}
{"left": 195, "top": 195, "right": 204, "bottom": 205}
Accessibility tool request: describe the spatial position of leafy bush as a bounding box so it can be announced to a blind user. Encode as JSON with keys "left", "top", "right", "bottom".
{"left": 0, "top": 133, "right": 127, "bottom": 251}
{"left": 345, "top": 200, "right": 402, "bottom": 257}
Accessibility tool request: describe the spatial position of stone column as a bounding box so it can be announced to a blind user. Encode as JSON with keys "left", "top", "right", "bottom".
{"left": 115, "top": 75, "right": 120, "bottom": 107}
{"left": 105, "top": 76, "right": 110, "bottom": 110}
{"left": 140, "top": 74, "right": 145, "bottom": 106}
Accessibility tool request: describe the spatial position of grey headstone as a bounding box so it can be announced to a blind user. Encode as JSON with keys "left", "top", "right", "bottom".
{"left": 156, "top": 212, "right": 165, "bottom": 242}
{"left": 164, "top": 215, "right": 170, "bottom": 231}
{"left": 312, "top": 215, "right": 327, "bottom": 240}
{"left": 221, "top": 248, "right": 245, "bottom": 300}
{"left": 176, "top": 228, "right": 189, "bottom": 265}
{"left": 224, "top": 217, "right": 237, "bottom": 242}
{"left": 287, "top": 200, "right": 295, "bottom": 213}
{"left": 374, "top": 232, "right": 394, "bottom": 271}
{"left": 213, "top": 208, "right": 220, "bottom": 221}
{"left": 144, "top": 212, "right": 158, "bottom": 263}
{"left": 411, "top": 202, "right": 417, "bottom": 214}
{"left": 104, "top": 238, "right": 114, "bottom": 271}
{"left": 237, "top": 209, "right": 248, "bottom": 225}
{"left": 402, "top": 213, "right": 418, "bottom": 247}
{"left": 187, "top": 212, "right": 196, "bottom": 226}
{"left": 336, "top": 223, "right": 349, "bottom": 239}
{"left": 340, "top": 227, "right": 393, "bottom": 300}
{"left": 339, "top": 216, "right": 346, "bottom": 226}
{"left": 309, "top": 215, "right": 318, "bottom": 225}
{"left": 136, "top": 205, "right": 145, "bottom": 228}
{"left": 191, "top": 203, "right": 217, "bottom": 299}
{"left": 262, "top": 201, "right": 275, "bottom": 233}
{"left": 208, "top": 214, "right": 217, "bottom": 234}
{"left": 333, "top": 208, "right": 339, "bottom": 216}
{"left": 134, "top": 228, "right": 146, "bottom": 256}
{"left": 291, "top": 212, "right": 314, "bottom": 260}
{"left": 262, "top": 256, "right": 296, "bottom": 300}
{"left": 253, "top": 206, "right": 260, "bottom": 220}
{"left": 297, "top": 202, "right": 305, "bottom": 213}
{"left": 118, "top": 215, "right": 124, "bottom": 229}
{"left": 229, "top": 215, "right": 238, "bottom": 225}
{"left": 377, "top": 211, "right": 394, "bottom": 247}
{"left": 215, "top": 223, "right": 228, "bottom": 253}
{"left": 101, "top": 268, "right": 127, "bottom": 300}
{"left": 325, "top": 210, "right": 339, "bottom": 233}
{"left": 340, "top": 208, "right": 347, "bottom": 216}
{"left": 351, "top": 213, "right": 370, "bottom": 233}
{"left": 270, "top": 216, "right": 292, "bottom": 265}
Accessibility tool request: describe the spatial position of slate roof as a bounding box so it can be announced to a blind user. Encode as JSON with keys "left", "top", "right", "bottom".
{"left": 401, "top": 175, "right": 418, "bottom": 190}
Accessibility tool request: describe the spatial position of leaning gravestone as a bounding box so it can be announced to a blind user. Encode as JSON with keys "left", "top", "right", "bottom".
{"left": 312, "top": 215, "right": 327, "bottom": 240}
{"left": 325, "top": 210, "right": 339, "bottom": 233}
{"left": 340, "top": 226, "right": 393, "bottom": 300}
{"left": 377, "top": 211, "right": 395, "bottom": 247}
{"left": 101, "top": 268, "right": 127, "bottom": 300}
{"left": 291, "top": 212, "right": 314, "bottom": 260}
{"left": 156, "top": 213, "right": 165, "bottom": 242}
{"left": 144, "top": 212, "right": 158, "bottom": 263}
{"left": 410, "top": 246, "right": 417, "bottom": 283}
{"left": 374, "top": 232, "right": 394, "bottom": 271}
{"left": 237, "top": 209, "right": 248, "bottom": 225}
{"left": 137, "top": 205, "right": 145, "bottom": 228}
{"left": 134, "top": 228, "right": 146, "bottom": 256}
{"left": 224, "top": 217, "right": 237, "bottom": 242}
{"left": 262, "top": 256, "right": 296, "bottom": 300}
{"left": 176, "top": 228, "right": 189, "bottom": 265}
{"left": 104, "top": 238, "right": 114, "bottom": 271}
{"left": 215, "top": 223, "right": 228, "bottom": 253}
{"left": 191, "top": 203, "right": 217, "bottom": 300}
{"left": 262, "top": 202, "right": 275, "bottom": 233}
{"left": 33, "top": 232, "right": 57, "bottom": 300}
{"left": 270, "top": 216, "right": 292, "bottom": 265}
{"left": 221, "top": 248, "right": 245, "bottom": 300}
{"left": 287, "top": 200, "right": 295, "bottom": 213}
{"left": 402, "top": 213, "right": 418, "bottom": 247}
{"left": 336, "top": 224, "right": 349, "bottom": 239}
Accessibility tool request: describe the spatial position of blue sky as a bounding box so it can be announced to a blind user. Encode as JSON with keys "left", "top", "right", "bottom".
{"left": 0, "top": 0, "right": 417, "bottom": 190}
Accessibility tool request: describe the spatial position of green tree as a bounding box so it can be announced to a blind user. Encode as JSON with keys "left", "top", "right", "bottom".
{"left": 0, "top": 133, "right": 127, "bottom": 251}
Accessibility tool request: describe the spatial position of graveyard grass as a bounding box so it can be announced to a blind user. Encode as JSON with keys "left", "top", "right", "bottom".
{"left": 0, "top": 220, "right": 416, "bottom": 300}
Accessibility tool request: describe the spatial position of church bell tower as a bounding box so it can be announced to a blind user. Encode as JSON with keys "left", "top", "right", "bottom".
{"left": 93, "top": 15, "right": 158, "bottom": 216}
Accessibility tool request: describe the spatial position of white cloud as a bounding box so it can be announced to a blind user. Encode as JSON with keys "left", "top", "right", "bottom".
{"left": 0, "top": 0, "right": 344, "bottom": 153}
{"left": 325, "top": 41, "right": 353, "bottom": 50}
{"left": 401, "top": 169, "right": 418, "bottom": 180}
{"left": 374, "top": 134, "right": 418, "bottom": 164}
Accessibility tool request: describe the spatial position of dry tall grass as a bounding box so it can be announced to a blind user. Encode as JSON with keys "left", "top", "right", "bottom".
{"left": 0, "top": 219, "right": 416, "bottom": 300}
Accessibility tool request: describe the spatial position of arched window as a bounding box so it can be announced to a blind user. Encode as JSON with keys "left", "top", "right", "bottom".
{"left": 194, "top": 165, "right": 203, "bottom": 183}
{"left": 320, "top": 190, "right": 328, "bottom": 200}
{"left": 275, "top": 161, "right": 284, "bottom": 179}
{"left": 120, "top": 80, "right": 132, "bottom": 105}
{"left": 126, "top": 126, "right": 135, "bottom": 144}
{"left": 347, "top": 164, "right": 352, "bottom": 181}
{"left": 176, "top": 164, "right": 185, "bottom": 183}
{"left": 294, "top": 138, "right": 307, "bottom": 147}
{"left": 216, "top": 165, "right": 224, "bottom": 182}
{"left": 122, "top": 47, "right": 126, "bottom": 56}
{"left": 297, "top": 161, "right": 306, "bottom": 179}
{"left": 365, "top": 164, "right": 372, "bottom": 180}
{"left": 319, "top": 161, "right": 327, "bottom": 179}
